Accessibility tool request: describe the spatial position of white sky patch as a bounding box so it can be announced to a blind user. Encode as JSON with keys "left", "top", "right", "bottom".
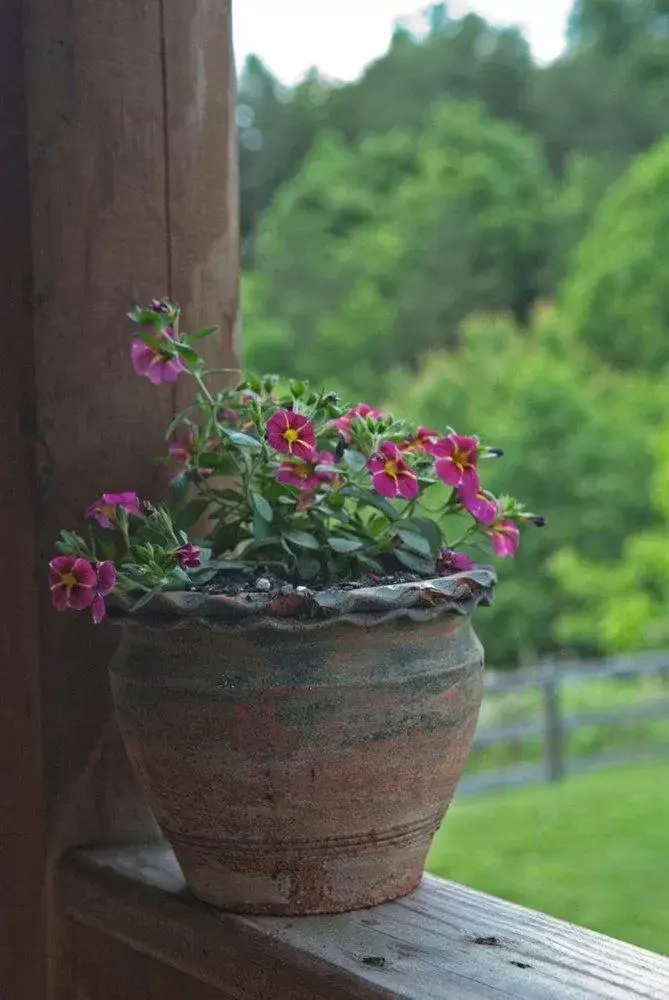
{"left": 233, "top": 0, "right": 571, "bottom": 85}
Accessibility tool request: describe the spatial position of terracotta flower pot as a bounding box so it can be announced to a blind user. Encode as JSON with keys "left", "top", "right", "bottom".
{"left": 109, "top": 571, "right": 494, "bottom": 915}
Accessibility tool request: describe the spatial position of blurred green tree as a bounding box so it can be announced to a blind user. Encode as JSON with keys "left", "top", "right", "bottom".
{"left": 550, "top": 423, "right": 669, "bottom": 653}
{"left": 385, "top": 307, "right": 665, "bottom": 664}
{"left": 244, "top": 102, "right": 553, "bottom": 395}
{"left": 560, "top": 136, "right": 669, "bottom": 371}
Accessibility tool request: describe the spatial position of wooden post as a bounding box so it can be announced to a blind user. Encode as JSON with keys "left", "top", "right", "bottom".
{"left": 543, "top": 663, "right": 566, "bottom": 782}
{"left": 1, "top": 1, "right": 238, "bottom": 997}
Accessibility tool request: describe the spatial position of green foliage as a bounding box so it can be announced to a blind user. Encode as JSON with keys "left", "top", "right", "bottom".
{"left": 551, "top": 426, "right": 669, "bottom": 652}
{"left": 245, "top": 102, "right": 553, "bottom": 397}
{"left": 387, "top": 308, "right": 666, "bottom": 664}
{"left": 428, "top": 761, "right": 669, "bottom": 955}
{"left": 561, "top": 137, "right": 669, "bottom": 371}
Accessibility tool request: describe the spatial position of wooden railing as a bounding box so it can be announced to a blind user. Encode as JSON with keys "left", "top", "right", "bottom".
{"left": 461, "top": 650, "right": 669, "bottom": 795}
{"left": 60, "top": 844, "right": 669, "bottom": 999}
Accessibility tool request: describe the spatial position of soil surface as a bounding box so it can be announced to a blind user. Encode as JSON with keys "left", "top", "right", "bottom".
{"left": 198, "top": 569, "right": 426, "bottom": 598}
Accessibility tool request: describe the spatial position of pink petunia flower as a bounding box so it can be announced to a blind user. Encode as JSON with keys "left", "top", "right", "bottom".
{"left": 429, "top": 434, "right": 480, "bottom": 492}
{"left": 438, "top": 548, "right": 478, "bottom": 575}
{"left": 91, "top": 561, "right": 117, "bottom": 624}
{"left": 367, "top": 441, "right": 418, "bottom": 500}
{"left": 168, "top": 433, "right": 194, "bottom": 473}
{"left": 131, "top": 327, "right": 185, "bottom": 385}
{"left": 49, "top": 556, "right": 116, "bottom": 624}
{"left": 266, "top": 410, "right": 316, "bottom": 459}
{"left": 276, "top": 450, "right": 336, "bottom": 490}
{"left": 489, "top": 520, "right": 520, "bottom": 558}
{"left": 86, "top": 492, "right": 142, "bottom": 530}
{"left": 400, "top": 426, "right": 440, "bottom": 452}
{"left": 177, "top": 542, "right": 201, "bottom": 570}
{"left": 459, "top": 486, "right": 498, "bottom": 525}
{"left": 332, "top": 403, "right": 384, "bottom": 443}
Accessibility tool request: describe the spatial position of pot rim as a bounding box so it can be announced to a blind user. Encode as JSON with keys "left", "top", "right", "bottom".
{"left": 109, "top": 569, "right": 496, "bottom": 632}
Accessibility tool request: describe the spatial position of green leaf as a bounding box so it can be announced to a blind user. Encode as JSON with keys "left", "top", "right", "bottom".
{"left": 283, "top": 530, "right": 320, "bottom": 550}
{"left": 340, "top": 485, "right": 399, "bottom": 521}
{"left": 328, "top": 536, "right": 364, "bottom": 553}
{"left": 296, "top": 553, "right": 321, "bottom": 579}
{"left": 127, "top": 308, "right": 164, "bottom": 328}
{"left": 342, "top": 449, "right": 367, "bottom": 473}
{"left": 252, "top": 511, "right": 274, "bottom": 541}
{"left": 221, "top": 426, "right": 262, "bottom": 451}
{"left": 172, "top": 342, "right": 203, "bottom": 371}
{"left": 397, "top": 529, "right": 432, "bottom": 557}
{"left": 395, "top": 549, "right": 436, "bottom": 574}
{"left": 134, "top": 330, "right": 162, "bottom": 351}
{"left": 169, "top": 474, "right": 189, "bottom": 506}
{"left": 174, "top": 499, "right": 210, "bottom": 532}
{"left": 403, "top": 516, "right": 443, "bottom": 555}
{"left": 251, "top": 492, "right": 273, "bottom": 522}
{"left": 187, "top": 326, "right": 218, "bottom": 344}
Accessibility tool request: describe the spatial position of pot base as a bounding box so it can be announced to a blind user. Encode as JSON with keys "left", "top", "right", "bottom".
{"left": 168, "top": 821, "right": 438, "bottom": 915}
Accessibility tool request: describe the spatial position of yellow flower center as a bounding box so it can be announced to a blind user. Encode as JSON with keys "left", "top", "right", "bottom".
{"left": 453, "top": 448, "right": 470, "bottom": 470}
{"left": 60, "top": 572, "right": 79, "bottom": 590}
{"left": 295, "top": 462, "right": 310, "bottom": 478}
{"left": 384, "top": 459, "right": 399, "bottom": 478}
{"left": 284, "top": 428, "right": 300, "bottom": 444}
{"left": 100, "top": 503, "right": 117, "bottom": 521}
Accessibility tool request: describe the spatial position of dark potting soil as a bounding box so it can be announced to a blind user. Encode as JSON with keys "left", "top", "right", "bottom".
{"left": 197, "top": 568, "right": 424, "bottom": 599}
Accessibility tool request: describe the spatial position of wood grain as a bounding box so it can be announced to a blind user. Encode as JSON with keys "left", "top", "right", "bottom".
{"left": 62, "top": 846, "right": 669, "bottom": 1000}
{"left": 3, "top": 0, "right": 239, "bottom": 996}
{"left": 0, "top": 2, "right": 46, "bottom": 997}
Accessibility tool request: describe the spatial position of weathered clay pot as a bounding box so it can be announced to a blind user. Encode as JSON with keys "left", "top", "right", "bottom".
{"left": 109, "top": 571, "right": 494, "bottom": 914}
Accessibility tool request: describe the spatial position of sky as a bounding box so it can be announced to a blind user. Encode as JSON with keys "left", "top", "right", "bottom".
{"left": 233, "top": 1, "right": 572, "bottom": 85}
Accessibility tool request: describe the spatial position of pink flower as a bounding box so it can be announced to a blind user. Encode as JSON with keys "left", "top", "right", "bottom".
{"left": 131, "top": 328, "right": 185, "bottom": 385}
{"left": 438, "top": 548, "right": 477, "bottom": 575}
{"left": 400, "top": 427, "right": 440, "bottom": 452}
{"left": 429, "top": 434, "right": 479, "bottom": 492}
{"left": 168, "top": 434, "right": 194, "bottom": 473}
{"left": 367, "top": 441, "right": 418, "bottom": 500}
{"left": 489, "top": 520, "right": 520, "bottom": 558}
{"left": 49, "top": 557, "right": 116, "bottom": 624}
{"left": 266, "top": 410, "right": 316, "bottom": 458}
{"left": 177, "top": 543, "right": 201, "bottom": 569}
{"left": 91, "top": 561, "right": 117, "bottom": 624}
{"left": 459, "top": 487, "right": 498, "bottom": 525}
{"left": 276, "top": 450, "right": 336, "bottom": 490}
{"left": 332, "top": 403, "right": 384, "bottom": 443}
{"left": 85, "top": 492, "right": 142, "bottom": 530}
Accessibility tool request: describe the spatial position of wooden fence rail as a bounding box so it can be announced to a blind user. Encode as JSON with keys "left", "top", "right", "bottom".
{"left": 459, "top": 650, "right": 669, "bottom": 796}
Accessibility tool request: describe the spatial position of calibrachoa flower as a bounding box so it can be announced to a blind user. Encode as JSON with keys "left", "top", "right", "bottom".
{"left": 438, "top": 548, "right": 478, "bottom": 575}
{"left": 401, "top": 426, "right": 440, "bottom": 452}
{"left": 429, "top": 433, "right": 479, "bottom": 492}
{"left": 367, "top": 441, "right": 418, "bottom": 500}
{"left": 266, "top": 410, "right": 316, "bottom": 459}
{"left": 459, "top": 487, "right": 498, "bottom": 525}
{"left": 49, "top": 557, "right": 116, "bottom": 624}
{"left": 85, "top": 492, "right": 142, "bottom": 530}
{"left": 488, "top": 520, "right": 520, "bottom": 558}
{"left": 332, "top": 403, "right": 384, "bottom": 443}
{"left": 276, "top": 451, "right": 336, "bottom": 490}
{"left": 131, "top": 328, "right": 185, "bottom": 384}
{"left": 168, "top": 434, "right": 194, "bottom": 473}
{"left": 177, "top": 543, "right": 201, "bottom": 569}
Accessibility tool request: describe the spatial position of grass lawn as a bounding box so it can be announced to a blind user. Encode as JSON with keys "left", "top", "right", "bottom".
{"left": 427, "top": 760, "right": 669, "bottom": 956}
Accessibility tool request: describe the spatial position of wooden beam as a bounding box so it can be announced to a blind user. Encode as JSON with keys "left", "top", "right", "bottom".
{"left": 61, "top": 846, "right": 669, "bottom": 1000}
{"left": 0, "top": 2, "right": 46, "bottom": 997}
{"left": 1, "top": 1, "right": 238, "bottom": 996}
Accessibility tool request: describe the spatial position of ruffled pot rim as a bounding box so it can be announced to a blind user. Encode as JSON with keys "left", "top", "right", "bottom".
{"left": 109, "top": 568, "right": 496, "bottom": 632}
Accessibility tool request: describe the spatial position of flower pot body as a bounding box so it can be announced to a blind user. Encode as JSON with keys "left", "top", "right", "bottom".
{"left": 109, "top": 607, "right": 484, "bottom": 914}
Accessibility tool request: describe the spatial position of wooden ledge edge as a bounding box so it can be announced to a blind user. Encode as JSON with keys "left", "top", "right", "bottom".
{"left": 60, "top": 845, "right": 669, "bottom": 1000}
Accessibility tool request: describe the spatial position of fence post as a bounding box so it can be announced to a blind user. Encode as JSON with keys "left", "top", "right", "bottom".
{"left": 543, "top": 662, "right": 565, "bottom": 782}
